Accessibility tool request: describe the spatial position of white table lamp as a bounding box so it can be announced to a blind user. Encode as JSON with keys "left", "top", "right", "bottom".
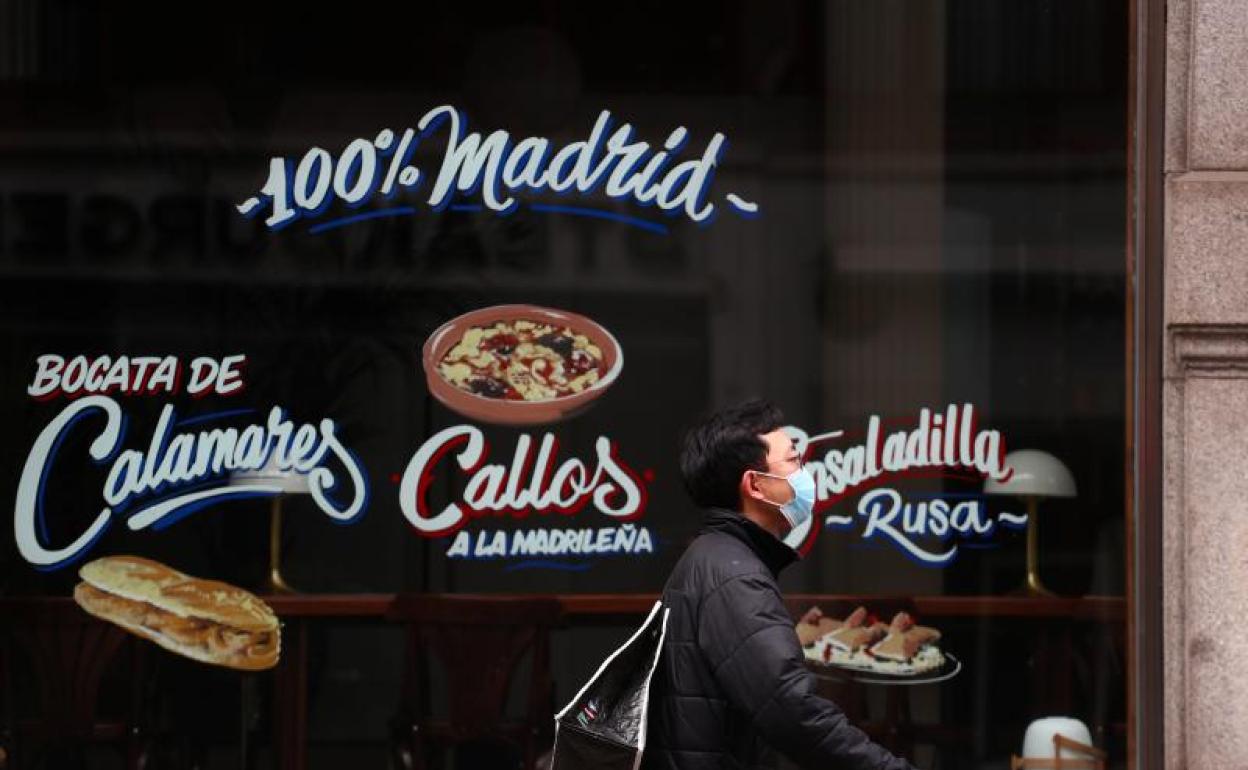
{"left": 230, "top": 457, "right": 310, "bottom": 594}
{"left": 984, "top": 449, "right": 1076, "bottom": 597}
{"left": 1011, "top": 716, "right": 1106, "bottom": 769}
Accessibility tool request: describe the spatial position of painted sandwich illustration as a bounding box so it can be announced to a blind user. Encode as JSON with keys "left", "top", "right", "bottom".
{"left": 73, "top": 555, "right": 280, "bottom": 671}
{"left": 796, "top": 606, "right": 945, "bottom": 676}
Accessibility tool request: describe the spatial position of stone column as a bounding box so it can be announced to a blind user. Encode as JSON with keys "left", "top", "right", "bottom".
{"left": 1163, "top": 1, "right": 1248, "bottom": 767}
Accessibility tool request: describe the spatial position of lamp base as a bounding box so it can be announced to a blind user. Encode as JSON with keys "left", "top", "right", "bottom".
{"left": 1013, "top": 497, "right": 1058, "bottom": 598}
{"left": 1008, "top": 573, "right": 1058, "bottom": 598}
{"left": 267, "top": 497, "right": 299, "bottom": 594}
{"left": 265, "top": 568, "right": 298, "bottom": 594}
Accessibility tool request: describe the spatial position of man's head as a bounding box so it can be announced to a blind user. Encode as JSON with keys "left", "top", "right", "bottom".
{"left": 678, "top": 399, "right": 806, "bottom": 538}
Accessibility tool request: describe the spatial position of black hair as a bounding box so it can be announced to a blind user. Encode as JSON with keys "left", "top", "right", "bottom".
{"left": 679, "top": 398, "right": 786, "bottom": 510}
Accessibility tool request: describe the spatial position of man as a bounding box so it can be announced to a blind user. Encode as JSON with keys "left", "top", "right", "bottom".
{"left": 641, "top": 399, "right": 919, "bottom": 770}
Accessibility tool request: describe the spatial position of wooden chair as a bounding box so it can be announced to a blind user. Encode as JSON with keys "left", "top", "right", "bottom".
{"left": 386, "top": 595, "right": 562, "bottom": 770}
{"left": 0, "top": 600, "right": 151, "bottom": 770}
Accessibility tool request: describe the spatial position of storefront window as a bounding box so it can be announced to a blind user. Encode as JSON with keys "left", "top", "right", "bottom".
{"left": 1, "top": 2, "right": 1130, "bottom": 768}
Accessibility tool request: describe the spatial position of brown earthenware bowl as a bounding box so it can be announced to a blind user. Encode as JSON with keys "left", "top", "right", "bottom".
{"left": 421, "top": 304, "right": 623, "bottom": 426}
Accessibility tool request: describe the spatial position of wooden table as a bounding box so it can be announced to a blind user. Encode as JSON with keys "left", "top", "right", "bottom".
{"left": 263, "top": 592, "right": 1126, "bottom": 620}
{"left": 262, "top": 593, "right": 1124, "bottom": 770}
{"left": 0, "top": 594, "right": 1125, "bottom": 770}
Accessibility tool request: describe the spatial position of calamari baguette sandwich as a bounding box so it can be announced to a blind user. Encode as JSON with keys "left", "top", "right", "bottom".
{"left": 73, "top": 555, "right": 280, "bottom": 671}
{"left": 798, "top": 606, "right": 945, "bottom": 676}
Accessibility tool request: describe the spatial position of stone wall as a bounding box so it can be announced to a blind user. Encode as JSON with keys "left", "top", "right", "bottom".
{"left": 1164, "top": 1, "right": 1248, "bottom": 767}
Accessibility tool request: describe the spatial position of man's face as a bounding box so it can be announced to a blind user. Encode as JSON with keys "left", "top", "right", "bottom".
{"left": 742, "top": 429, "right": 802, "bottom": 520}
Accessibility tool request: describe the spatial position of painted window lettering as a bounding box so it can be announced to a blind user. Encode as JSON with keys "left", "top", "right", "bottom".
{"left": 16, "top": 354, "right": 368, "bottom": 569}
{"left": 399, "top": 425, "right": 647, "bottom": 539}
{"left": 237, "top": 106, "right": 760, "bottom": 234}
{"left": 782, "top": 404, "right": 1029, "bottom": 565}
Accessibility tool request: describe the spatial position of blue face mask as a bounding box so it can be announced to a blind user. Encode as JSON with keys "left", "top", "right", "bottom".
{"left": 757, "top": 467, "right": 817, "bottom": 530}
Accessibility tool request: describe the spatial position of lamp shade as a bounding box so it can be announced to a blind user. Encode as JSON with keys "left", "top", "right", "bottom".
{"left": 229, "top": 455, "right": 311, "bottom": 494}
{"left": 983, "top": 449, "right": 1076, "bottom": 498}
{"left": 1022, "top": 717, "right": 1094, "bottom": 759}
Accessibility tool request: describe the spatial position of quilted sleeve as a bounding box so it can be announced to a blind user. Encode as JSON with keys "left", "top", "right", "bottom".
{"left": 696, "top": 573, "right": 919, "bottom": 770}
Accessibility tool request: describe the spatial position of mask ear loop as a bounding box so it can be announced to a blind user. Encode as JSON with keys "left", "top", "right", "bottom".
{"left": 751, "top": 470, "right": 790, "bottom": 510}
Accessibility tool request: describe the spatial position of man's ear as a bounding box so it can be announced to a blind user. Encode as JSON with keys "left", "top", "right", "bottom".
{"left": 739, "top": 469, "right": 765, "bottom": 504}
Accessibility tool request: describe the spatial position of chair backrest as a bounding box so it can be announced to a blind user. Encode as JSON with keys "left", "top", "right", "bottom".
{"left": 785, "top": 595, "right": 923, "bottom": 728}
{"left": 1, "top": 599, "right": 133, "bottom": 738}
{"left": 0, "top": 598, "right": 146, "bottom": 770}
{"left": 387, "top": 594, "right": 563, "bottom": 739}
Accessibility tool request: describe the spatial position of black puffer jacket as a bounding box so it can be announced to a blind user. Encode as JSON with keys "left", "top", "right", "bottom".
{"left": 641, "top": 508, "right": 918, "bottom": 770}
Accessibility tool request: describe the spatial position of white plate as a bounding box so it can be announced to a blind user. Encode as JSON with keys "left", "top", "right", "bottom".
{"left": 806, "top": 651, "right": 963, "bottom": 686}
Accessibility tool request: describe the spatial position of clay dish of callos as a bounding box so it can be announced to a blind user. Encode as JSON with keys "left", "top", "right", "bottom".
{"left": 421, "top": 304, "right": 623, "bottom": 426}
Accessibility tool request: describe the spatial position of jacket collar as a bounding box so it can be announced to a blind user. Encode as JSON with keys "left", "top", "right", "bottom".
{"left": 700, "top": 506, "right": 799, "bottom": 578}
